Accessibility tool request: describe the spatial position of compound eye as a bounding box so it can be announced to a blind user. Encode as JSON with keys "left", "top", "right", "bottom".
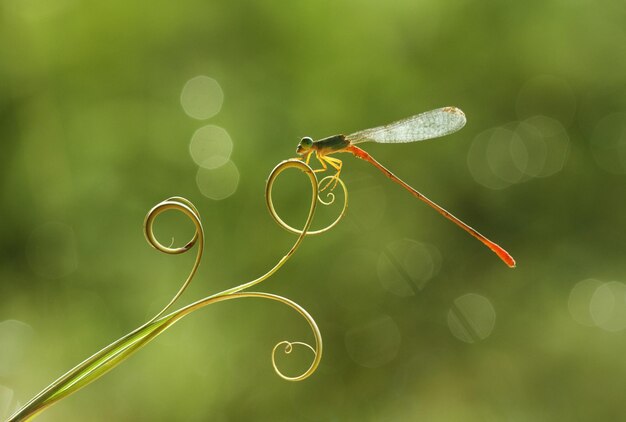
{"left": 300, "top": 137, "right": 313, "bottom": 147}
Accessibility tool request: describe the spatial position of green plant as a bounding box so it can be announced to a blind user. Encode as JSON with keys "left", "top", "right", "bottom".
{"left": 8, "top": 159, "right": 347, "bottom": 421}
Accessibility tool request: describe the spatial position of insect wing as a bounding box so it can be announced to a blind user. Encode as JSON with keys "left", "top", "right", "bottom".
{"left": 346, "top": 107, "right": 466, "bottom": 144}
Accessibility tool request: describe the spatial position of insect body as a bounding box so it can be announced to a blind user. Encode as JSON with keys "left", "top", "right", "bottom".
{"left": 295, "top": 107, "right": 516, "bottom": 268}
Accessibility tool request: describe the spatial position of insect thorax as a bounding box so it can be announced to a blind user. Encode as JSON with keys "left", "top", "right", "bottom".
{"left": 314, "top": 135, "right": 350, "bottom": 152}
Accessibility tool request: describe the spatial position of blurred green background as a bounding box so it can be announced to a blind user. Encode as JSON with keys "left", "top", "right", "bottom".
{"left": 2, "top": 0, "right": 626, "bottom": 420}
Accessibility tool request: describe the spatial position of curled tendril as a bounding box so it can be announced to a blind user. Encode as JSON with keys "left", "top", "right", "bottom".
{"left": 144, "top": 160, "right": 331, "bottom": 380}
{"left": 9, "top": 159, "right": 346, "bottom": 421}
{"left": 317, "top": 175, "right": 339, "bottom": 206}
{"left": 143, "top": 196, "right": 204, "bottom": 322}
{"left": 266, "top": 161, "right": 348, "bottom": 236}
{"left": 173, "top": 291, "right": 322, "bottom": 382}
{"left": 272, "top": 342, "right": 316, "bottom": 380}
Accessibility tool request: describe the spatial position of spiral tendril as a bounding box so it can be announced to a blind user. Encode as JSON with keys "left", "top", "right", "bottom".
{"left": 141, "top": 160, "right": 343, "bottom": 380}
{"left": 273, "top": 342, "right": 317, "bottom": 379}
{"left": 8, "top": 159, "right": 348, "bottom": 421}
{"left": 143, "top": 196, "right": 204, "bottom": 323}
{"left": 266, "top": 165, "right": 348, "bottom": 236}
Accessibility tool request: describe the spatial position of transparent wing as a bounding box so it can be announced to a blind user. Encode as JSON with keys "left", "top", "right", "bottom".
{"left": 346, "top": 107, "right": 466, "bottom": 144}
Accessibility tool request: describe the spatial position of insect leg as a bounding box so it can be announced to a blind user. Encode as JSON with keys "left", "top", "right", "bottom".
{"left": 313, "top": 152, "right": 328, "bottom": 173}
{"left": 320, "top": 155, "right": 343, "bottom": 191}
{"left": 304, "top": 151, "right": 313, "bottom": 166}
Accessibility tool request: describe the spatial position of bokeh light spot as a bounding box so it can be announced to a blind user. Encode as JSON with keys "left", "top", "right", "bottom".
{"left": 590, "top": 281, "right": 626, "bottom": 332}
{"left": 512, "top": 120, "right": 548, "bottom": 177}
{"left": 568, "top": 279, "right": 604, "bottom": 327}
{"left": 468, "top": 128, "right": 523, "bottom": 189}
{"left": 469, "top": 118, "right": 569, "bottom": 189}
{"left": 344, "top": 315, "right": 401, "bottom": 368}
{"left": 195, "top": 160, "right": 239, "bottom": 200}
{"left": 485, "top": 127, "right": 528, "bottom": 183}
{"left": 447, "top": 294, "right": 496, "bottom": 343}
{"left": 516, "top": 75, "right": 576, "bottom": 125}
{"left": 26, "top": 222, "right": 78, "bottom": 279}
{"left": 180, "top": 75, "right": 224, "bottom": 120}
{"left": 0, "top": 320, "right": 34, "bottom": 377}
{"left": 520, "top": 116, "right": 569, "bottom": 177}
{"left": 377, "top": 239, "right": 441, "bottom": 297}
{"left": 590, "top": 113, "right": 626, "bottom": 175}
{"left": 189, "top": 125, "right": 233, "bottom": 169}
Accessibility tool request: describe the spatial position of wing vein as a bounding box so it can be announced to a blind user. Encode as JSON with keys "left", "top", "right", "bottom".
{"left": 346, "top": 107, "right": 466, "bottom": 145}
